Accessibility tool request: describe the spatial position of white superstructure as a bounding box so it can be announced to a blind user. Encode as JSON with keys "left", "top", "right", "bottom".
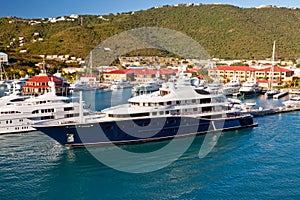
{"left": 0, "top": 81, "right": 88, "bottom": 134}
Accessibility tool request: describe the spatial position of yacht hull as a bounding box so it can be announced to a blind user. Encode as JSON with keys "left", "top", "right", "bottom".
{"left": 34, "top": 115, "right": 257, "bottom": 147}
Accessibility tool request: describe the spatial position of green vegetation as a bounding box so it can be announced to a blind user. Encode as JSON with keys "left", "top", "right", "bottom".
{"left": 1, "top": 4, "right": 300, "bottom": 70}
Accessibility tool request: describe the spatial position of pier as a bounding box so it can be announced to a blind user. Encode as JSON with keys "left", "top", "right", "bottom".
{"left": 273, "top": 91, "right": 289, "bottom": 99}
{"left": 247, "top": 106, "right": 300, "bottom": 117}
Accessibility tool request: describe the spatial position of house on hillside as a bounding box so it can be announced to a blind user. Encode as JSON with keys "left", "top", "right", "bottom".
{"left": 0, "top": 52, "right": 8, "bottom": 64}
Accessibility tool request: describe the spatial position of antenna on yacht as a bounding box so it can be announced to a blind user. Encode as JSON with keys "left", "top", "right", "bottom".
{"left": 79, "top": 91, "right": 84, "bottom": 123}
{"left": 48, "top": 77, "right": 56, "bottom": 95}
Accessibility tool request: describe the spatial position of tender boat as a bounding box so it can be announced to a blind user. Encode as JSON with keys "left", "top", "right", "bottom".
{"left": 33, "top": 75, "right": 258, "bottom": 147}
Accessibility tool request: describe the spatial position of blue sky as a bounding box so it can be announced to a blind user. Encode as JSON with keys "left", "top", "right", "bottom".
{"left": 1, "top": 0, "right": 300, "bottom": 18}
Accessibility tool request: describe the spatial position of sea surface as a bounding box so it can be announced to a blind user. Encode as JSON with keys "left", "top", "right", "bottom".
{"left": 0, "top": 89, "right": 299, "bottom": 200}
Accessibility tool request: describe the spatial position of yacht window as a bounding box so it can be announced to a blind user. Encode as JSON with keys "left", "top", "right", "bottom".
{"left": 130, "top": 113, "right": 150, "bottom": 118}
{"left": 200, "top": 98, "right": 211, "bottom": 104}
{"left": 152, "top": 112, "right": 157, "bottom": 116}
{"left": 159, "top": 111, "right": 164, "bottom": 115}
{"left": 192, "top": 99, "right": 196, "bottom": 103}
{"left": 41, "top": 116, "right": 55, "bottom": 120}
{"left": 203, "top": 106, "right": 212, "bottom": 112}
{"left": 166, "top": 111, "right": 170, "bottom": 115}
{"left": 167, "top": 101, "right": 172, "bottom": 105}
{"left": 64, "top": 107, "right": 74, "bottom": 111}
{"left": 32, "top": 110, "right": 39, "bottom": 114}
{"left": 176, "top": 101, "right": 180, "bottom": 105}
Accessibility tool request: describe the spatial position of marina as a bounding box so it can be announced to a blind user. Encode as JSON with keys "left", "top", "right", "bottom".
{"left": 1, "top": 2, "right": 300, "bottom": 199}
{"left": 0, "top": 88, "right": 300, "bottom": 199}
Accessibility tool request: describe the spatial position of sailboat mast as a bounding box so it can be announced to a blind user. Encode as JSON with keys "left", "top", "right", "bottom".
{"left": 0, "top": 61, "right": 2, "bottom": 81}
{"left": 270, "top": 41, "right": 276, "bottom": 90}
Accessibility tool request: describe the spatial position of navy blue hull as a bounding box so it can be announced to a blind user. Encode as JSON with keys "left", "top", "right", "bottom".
{"left": 35, "top": 115, "right": 257, "bottom": 147}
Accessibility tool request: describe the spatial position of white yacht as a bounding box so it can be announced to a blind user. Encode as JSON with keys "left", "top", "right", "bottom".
{"left": 132, "top": 79, "right": 164, "bottom": 96}
{"left": 223, "top": 79, "right": 242, "bottom": 96}
{"left": 0, "top": 81, "right": 89, "bottom": 135}
{"left": 239, "top": 79, "right": 261, "bottom": 96}
{"left": 0, "top": 90, "right": 29, "bottom": 105}
{"left": 282, "top": 96, "right": 300, "bottom": 108}
{"left": 110, "top": 79, "right": 133, "bottom": 90}
{"left": 33, "top": 75, "right": 257, "bottom": 147}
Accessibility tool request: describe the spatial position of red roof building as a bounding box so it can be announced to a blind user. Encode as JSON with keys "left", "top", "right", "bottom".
{"left": 103, "top": 67, "right": 201, "bottom": 83}
{"left": 103, "top": 68, "right": 177, "bottom": 83}
{"left": 208, "top": 65, "right": 294, "bottom": 83}
{"left": 22, "top": 73, "right": 67, "bottom": 96}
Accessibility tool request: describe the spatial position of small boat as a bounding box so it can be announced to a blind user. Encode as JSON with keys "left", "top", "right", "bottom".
{"left": 228, "top": 98, "right": 274, "bottom": 116}
{"left": 33, "top": 75, "right": 258, "bottom": 147}
{"left": 265, "top": 88, "right": 279, "bottom": 98}
{"left": 69, "top": 81, "right": 94, "bottom": 91}
{"left": 110, "top": 79, "right": 133, "bottom": 90}
{"left": 239, "top": 79, "right": 261, "bottom": 97}
{"left": 223, "top": 79, "right": 242, "bottom": 96}
{"left": 132, "top": 79, "right": 164, "bottom": 96}
{"left": 282, "top": 95, "right": 300, "bottom": 108}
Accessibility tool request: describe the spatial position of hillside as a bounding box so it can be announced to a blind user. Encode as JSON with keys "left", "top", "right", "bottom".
{"left": 1, "top": 4, "right": 300, "bottom": 65}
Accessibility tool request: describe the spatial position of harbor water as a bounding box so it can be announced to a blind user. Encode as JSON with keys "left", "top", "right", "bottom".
{"left": 0, "top": 89, "right": 299, "bottom": 199}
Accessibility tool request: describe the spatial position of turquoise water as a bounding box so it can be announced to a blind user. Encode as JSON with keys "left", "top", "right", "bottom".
{"left": 0, "top": 89, "right": 299, "bottom": 199}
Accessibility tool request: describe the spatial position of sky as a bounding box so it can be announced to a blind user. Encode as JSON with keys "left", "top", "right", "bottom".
{"left": 1, "top": 0, "right": 300, "bottom": 18}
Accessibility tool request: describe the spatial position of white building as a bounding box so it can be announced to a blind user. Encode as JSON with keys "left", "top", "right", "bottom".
{"left": 70, "top": 14, "right": 79, "bottom": 19}
{"left": 0, "top": 52, "right": 8, "bottom": 64}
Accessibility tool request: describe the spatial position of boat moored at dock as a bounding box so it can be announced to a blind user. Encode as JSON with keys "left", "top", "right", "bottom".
{"left": 0, "top": 81, "right": 91, "bottom": 135}
{"left": 34, "top": 75, "right": 258, "bottom": 147}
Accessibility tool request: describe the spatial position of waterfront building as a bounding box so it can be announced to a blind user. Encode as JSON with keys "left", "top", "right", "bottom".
{"left": 22, "top": 72, "right": 68, "bottom": 96}
{"left": 103, "top": 67, "right": 195, "bottom": 83}
{"left": 208, "top": 66, "right": 294, "bottom": 85}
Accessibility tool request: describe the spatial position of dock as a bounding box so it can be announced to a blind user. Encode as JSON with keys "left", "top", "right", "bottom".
{"left": 273, "top": 91, "right": 289, "bottom": 99}
{"left": 245, "top": 106, "right": 300, "bottom": 117}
